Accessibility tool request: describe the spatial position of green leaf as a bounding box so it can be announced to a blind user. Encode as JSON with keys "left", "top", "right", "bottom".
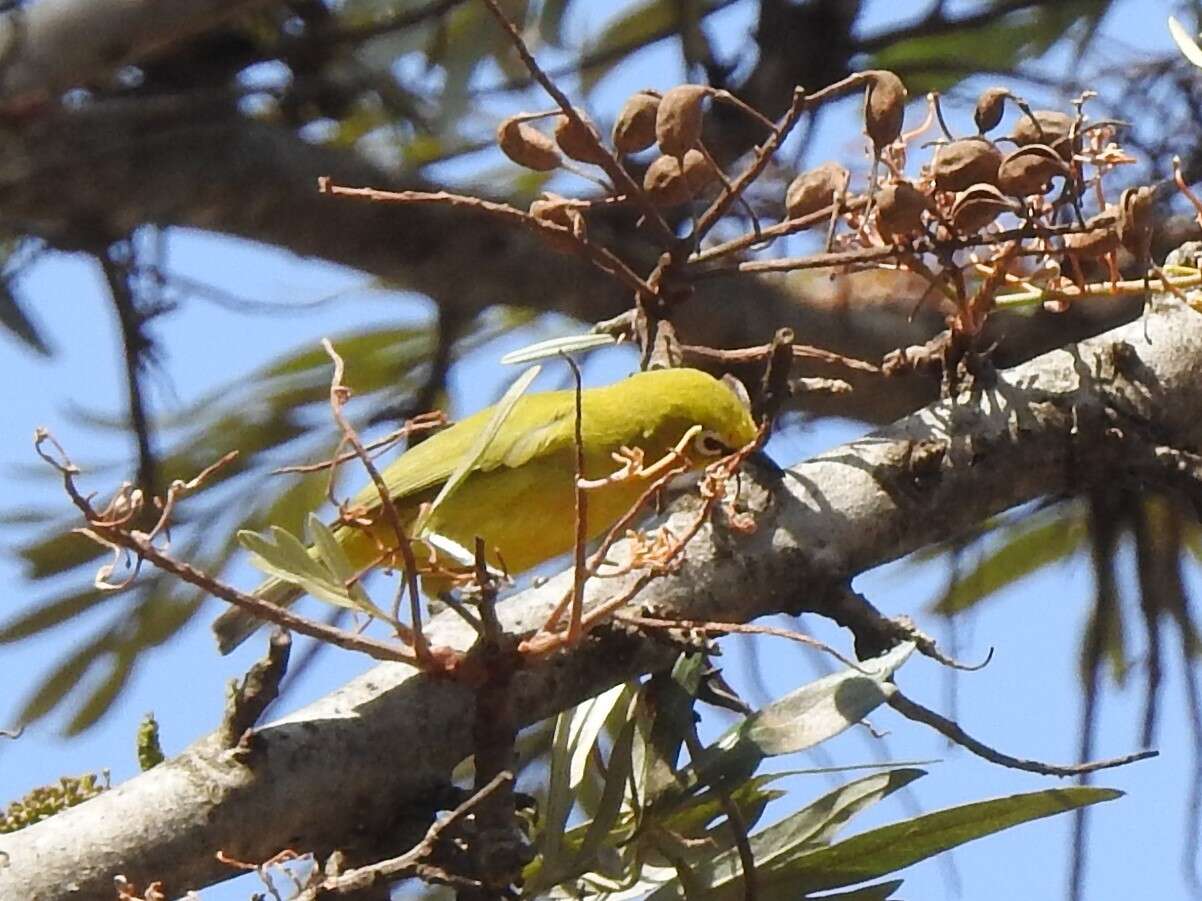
{"left": 770, "top": 786, "right": 1121, "bottom": 894}
{"left": 804, "top": 880, "right": 904, "bottom": 900}
{"left": 237, "top": 526, "right": 391, "bottom": 621}
{"left": 540, "top": 683, "right": 631, "bottom": 878}
{"left": 935, "top": 505, "right": 1086, "bottom": 615}
{"left": 415, "top": 363, "right": 540, "bottom": 536}
{"left": 18, "top": 633, "right": 112, "bottom": 725}
{"left": 572, "top": 691, "right": 641, "bottom": 875}
{"left": 648, "top": 770, "right": 924, "bottom": 900}
{"left": 656, "top": 643, "right": 912, "bottom": 812}
{"left": 868, "top": 1, "right": 1111, "bottom": 94}
{"left": 0, "top": 587, "right": 114, "bottom": 643}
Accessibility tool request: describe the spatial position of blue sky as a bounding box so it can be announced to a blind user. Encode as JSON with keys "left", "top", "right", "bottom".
{"left": 0, "top": 1, "right": 1197, "bottom": 898}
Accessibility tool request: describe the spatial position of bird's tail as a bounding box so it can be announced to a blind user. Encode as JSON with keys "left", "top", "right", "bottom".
{"left": 211, "top": 576, "right": 305, "bottom": 655}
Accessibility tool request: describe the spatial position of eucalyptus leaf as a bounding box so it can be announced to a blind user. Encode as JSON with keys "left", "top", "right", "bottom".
{"left": 769, "top": 786, "right": 1121, "bottom": 895}
{"left": 500, "top": 333, "right": 615, "bottom": 364}
{"left": 654, "top": 643, "right": 913, "bottom": 813}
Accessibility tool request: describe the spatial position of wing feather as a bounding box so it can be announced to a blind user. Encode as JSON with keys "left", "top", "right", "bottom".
{"left": 345, "top": 390, "right": 577, "bottom": 511}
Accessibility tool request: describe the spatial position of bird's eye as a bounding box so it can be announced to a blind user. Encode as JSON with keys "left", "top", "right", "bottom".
{"left": 693, "top": 430, "right": 729, "bottom": 457}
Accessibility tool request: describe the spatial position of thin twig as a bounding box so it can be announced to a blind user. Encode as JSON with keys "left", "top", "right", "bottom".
{"left": 297, "top": 771, "right": 515, "bottom": 898}
{"left": 99, "top": 247, "right": 158, "bottom": 495}
{"left": 319, "top": 180, "right": 659, "bottom": 304}
{"left": 887, "top": 689, "right": 1158, "bottom": 777}
{"left": 474, "top": 0, "right": 677, "bottom": 248}
{"left": 35, "top": 429, "right": 425, "bottom": 666}
{"left": 615, "top": 615, "right": 865, "bottom": 671}
{"left": 322, "top": 339, "right": 432, "bottom": 662}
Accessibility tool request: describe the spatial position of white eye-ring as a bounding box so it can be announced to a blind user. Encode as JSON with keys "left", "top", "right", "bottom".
{"left": 693, "top": 429, "right": 729, "bottom": 457}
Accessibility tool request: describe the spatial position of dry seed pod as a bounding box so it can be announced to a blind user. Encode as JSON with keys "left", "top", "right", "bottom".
{"left": 497, "top": 115, "right": 561, "bottom": 171}
{"left": 656, "top": 84, "right": 709, "bottom": 157}
{"left": 1064, "top": 213, "right": 1119, "bottom": 259}
{"left": 996, "top": 144, "right": 1069, "bottom": 197}
{"left": 681, "top": 148, "right": 718, "bottom": 193}
{"left": 931, "top": 138, "right": 1002, "bottom": 192}
{"left": 1118, "top": 185, "right": 1155, "bottom": 254}
{"left": 949, "top": 184, "right": 1018, "bottom": 234}
{"left": 785, "top": 162, "right": 849, "bottom": 220}
{"left": 613, "top": 91, "right": 661, "bottom": 154}
{"left": 643, "top": 153, "right": 693, "bottom": 206}
{"left": 1011, "top": 109, "right": 1074, "bottom": 159}
{"left": 553, "top": 111, "right": 610, "bottom": 166}
{"left": 876, "top": 179, "right": 928, "bottom": 240}
{"left": 974, "top": 87, "right": 1010, "bottom": 134}
{"left": 865, "top": 71, "right": 907, "bottom": 153}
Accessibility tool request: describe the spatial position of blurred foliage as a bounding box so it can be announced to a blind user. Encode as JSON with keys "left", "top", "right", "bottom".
{"left": 1, "top": 311, "right": 532, "bottom": 732}
{"left": 0, "top": 771, "right": 109, "bottom": 833}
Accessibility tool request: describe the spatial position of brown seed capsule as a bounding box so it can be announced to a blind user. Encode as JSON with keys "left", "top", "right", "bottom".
{"left": 497, "top": 115, "right": 561, "bottom": 171}
{"left": 1064, "top": 213, "right": 1119, "bottom": 259}
{"left": 656, "top": 84, "right": 709, "bottom": 157}
{"left": 876, "top": 179, "right": 928, "bottom": 240}
{"left": 1011, "top": 109, "right": 1074, "bottom": 159}
{"left": 864, "top": 70, "right": 907, "bottom": 153}
{"left": 681, "top": 148, "right": 718, "bottom": 193}
{"left": 613, "top": 91, "right": 661, "bottom": 154}
{"left": 643, "top": 153, "right": 693, "bottom": 206}
{"left": 785, "top": 162, "right": 849, "bottom": 220}
{"left": 553, "top": 110, "right": 610, "bottom": 165}
{"left": 996, "top": 144, "right": 1070, "bottom": 197}
{"left": 949, "top": 184, "right": 1019, "bottom": 234}
{"left": 974, "top": 87, "right": 1010, "bottom": 134}
{"left": 931, "top": 138, "right": 1002, "bottom": 192}
{"left": 1117, "top": 185, "right": 1155, "bottom": 255}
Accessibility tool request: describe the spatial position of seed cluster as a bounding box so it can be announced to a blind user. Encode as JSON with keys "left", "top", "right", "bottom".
{"left": 481, "top": 69, "right": 1169, "bottom": 378}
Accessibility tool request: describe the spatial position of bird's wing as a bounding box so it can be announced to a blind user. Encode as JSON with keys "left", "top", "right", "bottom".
{"left": 346, "top": 391, "right": 576, "bottom": 510}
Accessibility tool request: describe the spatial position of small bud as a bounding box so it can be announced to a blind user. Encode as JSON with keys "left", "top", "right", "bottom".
{"left": 656, "top": 84, "right": 709, "bottom": 157}
{"left": 613, "top": 91, "right": 661, "bottom": 154}
{"left": 876, "top": 179, "right": 928, "bottom": 240}
{"left": 553, "top": 110, "right": 610, "bottom": 165}
{"left": 784, "top": 162, "right": 849, "bottom": 220}
{"left": 974, "top": 87, "right": 1010, "bottom": 134}
{"left": 497, "top": 115, "right": 561, "bottom": 171}
{"left": 931, "top": 138, "right": 1002, "bottom": 193}
{"left": 864, "top": 70, "right": 907, "bottom": 154}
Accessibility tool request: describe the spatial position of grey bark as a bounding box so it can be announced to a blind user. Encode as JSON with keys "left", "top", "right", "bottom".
{"left": 5, "top": 282, "right": 1202, "bottom": 899}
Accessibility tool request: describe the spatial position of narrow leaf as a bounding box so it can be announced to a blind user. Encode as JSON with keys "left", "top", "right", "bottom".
{"left": 776, "top": 786, "right": 1122, "bottom": 894}
{"left": 415, "top": 364, "right": 540, "bottom": 536}
{"left": 500, "top": 333, "right": 615, "bottom": 364}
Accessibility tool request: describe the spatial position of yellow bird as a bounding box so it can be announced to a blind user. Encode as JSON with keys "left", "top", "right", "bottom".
{"left": 212, "top": 367, "right": 759, "bottom": 653}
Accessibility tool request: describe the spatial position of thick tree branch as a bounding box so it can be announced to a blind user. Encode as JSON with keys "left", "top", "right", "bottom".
{"left": 5, "top": 292, "right": 1202, "bottom": 900}
{"left": 0, "top": 0, "right": 276, "bottom": 109}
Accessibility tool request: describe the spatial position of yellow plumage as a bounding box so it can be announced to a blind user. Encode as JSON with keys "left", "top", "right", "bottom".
{"left": 212, "top": 367, "right": 758, "bottom": 653}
